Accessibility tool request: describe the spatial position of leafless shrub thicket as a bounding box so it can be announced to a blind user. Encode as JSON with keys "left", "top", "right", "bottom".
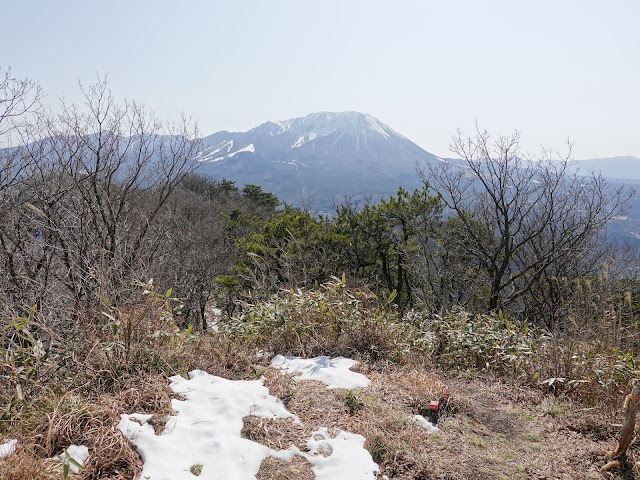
{"left": 0, "top": 71, "right": 226, "bottom": 337}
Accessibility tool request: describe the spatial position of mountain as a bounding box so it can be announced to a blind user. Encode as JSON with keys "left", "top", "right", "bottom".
{"left": 564, "top": 157, "right": 640, "bottom": 245}
{"left": 195, "top": 111, "right": 437, "bottom": 211}
{"left": 569, "top": 156, "right": 640, "bottom": 181}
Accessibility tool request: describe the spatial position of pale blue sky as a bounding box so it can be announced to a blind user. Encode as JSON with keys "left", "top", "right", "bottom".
{"left": 3, "top": 1, "right": 638, "bottom": 158}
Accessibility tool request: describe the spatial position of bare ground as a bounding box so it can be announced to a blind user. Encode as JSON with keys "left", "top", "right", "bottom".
{"left": 3, "top": 361, "right": 639, "bottom": 479}
{"left": 253, "top": 363, "right": 640, "bottom": 480}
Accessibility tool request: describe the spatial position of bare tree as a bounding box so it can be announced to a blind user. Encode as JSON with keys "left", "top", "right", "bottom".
{"left": 0, "top": 77, "right": 201, "bottom": 322}
{"left": 420, "top": 126, "right": 634, "bottom": 325}
{"left": 0, "top": 67, "right": 43, "bottom": 216}
{"left": 0, "top": 67, "right": 42, "bottom": 141}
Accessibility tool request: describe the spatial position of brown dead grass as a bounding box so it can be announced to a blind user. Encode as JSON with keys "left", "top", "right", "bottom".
{"left": 182, "top": 336, "right": 260, "bottom": 380}
{"left": 241, "top": 416, "right": 309, "bottom": 451}
{"left": 1, "top": 327, "right": 274, "bottom": 480}
{"left": 2, "top": 374, "right": 175, "bottom": 480}
{"left": 107, "top": 374, "right": 174, "bottom": 414}
{"left": 258, "top": 362, "right": 640, "bottom": 480}
{"left": 5, "top": 318, "right": 639, "bottom": 480}
{"left": 251, "top": 364, "right": 450, "bottom": 476}
{"left": 12, "top": 392, "right": 144, "bottom": 480}
{"left": 81, "top": 426, "right": 142, "bottom": 480}
{"left": 259, "top": 363, "right": 449, "bottom": 477}
{"left": 255, "top": 455, "right": 315, "bottom": 480}
{"left": 0, "top": 445, "right": 63, "bottom": 480}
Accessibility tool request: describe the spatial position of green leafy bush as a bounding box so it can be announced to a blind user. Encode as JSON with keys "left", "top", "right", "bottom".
{"left": 407, "top": 307, "right": 538, "bottom": 378}
{"left": 409, "top": 306, "right": 640, "bottom": 401}
{"left": 224, "top": 276, "right": 411, "bottom": 361}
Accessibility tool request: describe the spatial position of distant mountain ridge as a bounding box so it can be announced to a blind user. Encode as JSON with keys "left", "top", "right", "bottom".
{"left": 196, "top": 112, "right": 640, "bottom": 190}
{"left": 1, "top": 110, "right": 637, "bottom": 241}
{"left": 569, "top": 155, "right": 640, "bottom": 181}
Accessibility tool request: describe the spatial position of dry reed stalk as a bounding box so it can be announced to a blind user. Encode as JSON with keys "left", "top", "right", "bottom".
{"left": 602, "top": 379, "right": 640, "bottom": 471}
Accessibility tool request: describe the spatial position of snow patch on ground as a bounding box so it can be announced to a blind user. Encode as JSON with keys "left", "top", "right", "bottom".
{"left": 0, "top": 439, "right": 17, "bottom": 458}
{"left": 55, "top": 444, "right": 89, "bottom": 474}
{"left": 118, "top": 371, "right": 296, "bottom": 479}
{"left": 304, "top": 428, "right": 378, "bottom": 480}
{"left": 412, "top": 415, "right": 439, "bottom": 434}
{"left": 270, "top": 355, "right": 370, "bottom": 389}
{"left": 118, "top": 367, "right": 379, "bottom": 479}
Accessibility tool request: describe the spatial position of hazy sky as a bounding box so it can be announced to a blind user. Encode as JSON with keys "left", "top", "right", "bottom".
{"left": 3, "top": 1, "right": 638, "bottom": 159}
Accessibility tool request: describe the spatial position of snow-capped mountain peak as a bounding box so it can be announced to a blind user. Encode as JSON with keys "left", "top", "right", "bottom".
{"left": 199, "top": 111, "right": 418, "bottom": 165}
{"left": 266, "top": 111, "right": 403, "bottom": 142}
{"left": 198, "top": 111, "right": 430, "bottom": 172}
{"left": 197, "top": 111, "right": 437, "bottom": 211}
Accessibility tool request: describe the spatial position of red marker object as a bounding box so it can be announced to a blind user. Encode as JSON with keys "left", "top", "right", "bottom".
{"left": 429, "top": 400, "right": 440, "bottom": 424}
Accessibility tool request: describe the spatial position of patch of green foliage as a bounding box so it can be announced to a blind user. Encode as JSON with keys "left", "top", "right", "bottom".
{"left": 342, "top": 390, "right": 366, "bottom": 415}
{"left": 219, "top": 185, "right": 444, "bottom": 312}
{"left": 223, "top": 276, "right": 411, "bottom": 362}
{"left": 408, "top": 307, "right": 538, "bottom": 376}
{"left": 409, "top": 306, "right": 640, "bottom": 400}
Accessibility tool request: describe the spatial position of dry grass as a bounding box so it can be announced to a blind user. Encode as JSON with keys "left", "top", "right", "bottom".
{"left": 241, "top": 363, "right": 449, "bottom": 476}
{"left": 0, "top": 425, "right": 142, "bottom": 480}
{"left": 0, "top": 370, "right": 178, "bottom": 479}
{"left": 241, "top": 416, "right": 308, "bottom": 451}
{"left": 226, "top": 279, "right": 416, "bottom": 364}
{"left": 106, "top": 374, "right": 173, "bottom": 413}
{"left": 4, "top": 390, "right": 145, "bottom": 479}
{"left": 0, "top": 319, "right": 296, "bottom": 480}
{"left": 182, "top": 336, "right": 260, "bottom": 380}
{"left": 0, "top": 449, "right": 63, "bottom": 480}
{"left": 3, "top": 346, "right": 636, "bottom": 480}
{"left": 259, "top": 364, "right": 448, "bottom": 477}
{"left": 255, "top": 456, "right": 314, "bottom": 480}
{"left": 80, "top": 426, "right": 143, "bottom": 480}
{"left": 257, "top": 362, "right": 640, "bottom": 479}
{"left": 0, "top": 309, "right": 275, "bottom": 480}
